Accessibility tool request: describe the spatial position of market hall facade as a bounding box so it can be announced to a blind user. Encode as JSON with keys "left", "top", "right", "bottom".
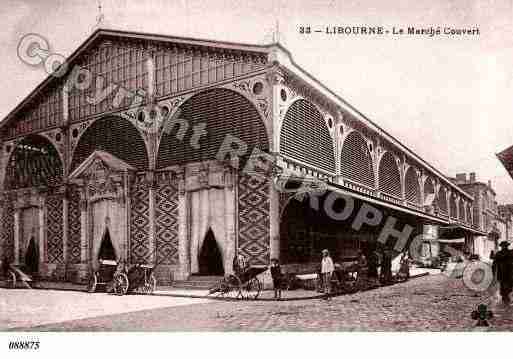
{"left": 0, "top": 29, "right": 481, "bottom": 284}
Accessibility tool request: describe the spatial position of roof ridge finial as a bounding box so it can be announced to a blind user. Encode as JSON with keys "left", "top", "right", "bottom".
{"left": 94, "top": 0, "right": 106, "bottom": 31}
{"left": 273, "top": 19, "right": 280, "bottom": 43}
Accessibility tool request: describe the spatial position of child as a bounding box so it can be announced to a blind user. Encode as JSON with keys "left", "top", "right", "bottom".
{"left": 321, "top": 249, "right": 334, "bottom": 300}
{"left": 270, "top": 258, "right": 282, "bottom": 299}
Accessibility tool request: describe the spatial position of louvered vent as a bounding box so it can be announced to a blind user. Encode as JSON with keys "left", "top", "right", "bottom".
{"left": 405, "top": 167, "right": 421, "bottom": 204}
{"left": 280, "top": 99, "right": 335, "bottom": 173}
{"left": 70, "top": 117, "right": 149, "bottom": 172}
{"left": 438, "top": 188, "right": 448, "bottom": 213}
{"left": 378, "top": 152, "right": 402, "bottom": 198}
{"left": 157, "top": 88, "right": 268, "bottom": 168}
{"left": 340, "top": 131, "right": 375, "bottom": 188}
{"left": 449, "top": 195, "right": 457, "bottom": 218}
{"left": 5, "top": 135, "right": 63, "bottom": 190}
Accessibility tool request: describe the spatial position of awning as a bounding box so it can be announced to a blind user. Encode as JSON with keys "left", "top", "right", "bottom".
{"left": 439, "top": 224, "right": 486, "bottom": 238}
{"left": 326, "top": 184, "right": 450, "bottom": 225}
{"left": 437, "top": 238, "right": 465, "bottom": 244}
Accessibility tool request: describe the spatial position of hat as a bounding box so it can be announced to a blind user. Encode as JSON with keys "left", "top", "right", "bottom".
{"left": 322, "top": 249, "right": 329, "bottom": 254}
{"left": 499, "top": 241, "right": 511, "bottom": 248}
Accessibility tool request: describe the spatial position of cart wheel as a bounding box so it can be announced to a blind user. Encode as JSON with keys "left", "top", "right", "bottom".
{"left": 220, "top": 274, "right": 242, "bottom": 299}
{"left": 241, "top": 277, "right": 262, "bottom": 300}
{"left": 6, "top": 270, "right": 16, "bottom": 289}
{"left": 113, "top": 273, "right": 129, "bottom": 295}
{"left": 344, "top": 271, "right": 359, "bottom": 293}
{"left": 145, "top": 274, "right": 157, "bottom": 294}
{"left": 87, "top": 273, "right": 98, "bottom": 293}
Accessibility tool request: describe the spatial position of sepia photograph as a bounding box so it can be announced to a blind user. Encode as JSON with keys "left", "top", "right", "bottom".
{"left": 0, "top": 0, "right": 512, "bottom": 356}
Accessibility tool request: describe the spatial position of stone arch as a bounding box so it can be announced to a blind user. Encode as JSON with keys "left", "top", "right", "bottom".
{"left": 157, "top": 88, "right": 269, "bottom": 169}
{"left": 280, "top": 99, "right": 335, "bottom": 173}
{"left": 378, "top": 151, "right": 402, "bottom": 198}
{"left": 70, "top": 116, "right": 149, "bottom": 173}
{"left": 4, "top": 134, "right": 63, "bottom": 190}
{"left": 405, "top": 166, "right": 421, "bottom": 204}
{"left": 340, "top": 130, "right": 375, "bottom": 188}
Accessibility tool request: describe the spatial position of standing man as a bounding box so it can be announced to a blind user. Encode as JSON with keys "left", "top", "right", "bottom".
{"left": 321, "top": 249, "right": 334, "bottom": 300}
{"left": 493, "top": 241, "right": 513, "bottom": 304}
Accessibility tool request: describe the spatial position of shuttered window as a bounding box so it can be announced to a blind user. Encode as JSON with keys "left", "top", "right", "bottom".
{"left": 378, "top": 152, "right": 402, "bottom": 198}
{"left": 280, "top": 99, "right": 335, "bottom": 173}
{"left": 340, "top": 131, "right": 375, "bottom": 188}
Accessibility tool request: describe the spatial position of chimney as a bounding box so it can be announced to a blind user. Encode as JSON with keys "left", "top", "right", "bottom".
{"left": 455, "top": 173, "right": 467, "bottom": 183}
{"left": 469, "top": 172, "right": 476, "bottom": 183}
{"left": 488, "top": 180, "right": 492, "bottom": 189}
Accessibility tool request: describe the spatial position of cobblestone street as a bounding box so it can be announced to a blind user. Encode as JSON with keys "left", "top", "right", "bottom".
{"left": 3, "top": 274, "right": 511, "bottom": 331}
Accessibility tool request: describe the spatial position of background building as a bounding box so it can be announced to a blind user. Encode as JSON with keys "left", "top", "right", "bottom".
{"left": 451, "top": 172, "right": 508, "bottom": 261}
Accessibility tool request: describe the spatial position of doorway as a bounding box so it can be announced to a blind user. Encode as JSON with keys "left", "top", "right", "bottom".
{"left": 198, "top": 229, "right": 224, "bottom": 275}
{"left": 25, "top": 236, "right": 39, "bottom": 274}
{"left": 98, "top": 229, "right": 116, "bottom": 261}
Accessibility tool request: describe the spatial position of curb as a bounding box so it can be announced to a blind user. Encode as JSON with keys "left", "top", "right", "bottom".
{"left": 1, "top": 272, "right": 431, "bottom": 301}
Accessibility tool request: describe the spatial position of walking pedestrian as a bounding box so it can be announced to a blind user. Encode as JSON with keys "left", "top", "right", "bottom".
{"left": 232, "top": 253, "right": 247, "bottom": 276}
{"left": 270, "top": 258, "right": 282, "bottom": 299}
{"left": 381, "top": 248, "right": 393, "bottom": 284}
{"left": 367, "top": 249, "right": 380, "bottom": 285}
{"left": 493, "top": 241, "right": 513, "bottom": 304}
{"left": 321, "top": 249, "right": 334, "bottom": 300}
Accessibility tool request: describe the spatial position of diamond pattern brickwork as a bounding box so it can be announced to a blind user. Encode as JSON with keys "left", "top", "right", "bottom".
{"left": 154, "top": 177, "right": 179, "bottom": 265}
{"left": 238, "top": 173, "right": 270, "bottom": 265}
{"left": 130, "top": 174, "right": 150, "bottom": 264}
{"left": 46, "top": 195, "right": 64, "bottom": 263}
{"left": 67, "top": 189, "right": 82, "bottom": 264}
{"left": 1, "top": 198, "right": 14, "bottom": 262}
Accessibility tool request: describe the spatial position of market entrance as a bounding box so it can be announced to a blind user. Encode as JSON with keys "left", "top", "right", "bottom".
{"left": 279, "top": 191, "right": 423, "bottom": 265}
{"left": 198, "top": 229, "right": 224, "bottom": 275}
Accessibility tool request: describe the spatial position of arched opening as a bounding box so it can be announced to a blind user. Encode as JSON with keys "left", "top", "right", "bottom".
{"left": 157, "top": 88, "right": 269, "bottom": 169}
{"left": 340, "top": 131, "right": 375, "bottom": 188}
{"left": 280, "top": 99, "right": 335, "bottom": 173}
{"left": 198, "top": 229, "right": 224, "bottom": 275}
{"left": 70, "top": 117, "right": 149, "bottom": 173}
{"left": 4, "top": 134, "right": 63, "bottom": 190}
{"left": 25, "top": 236, "right": 38, "bottom": 274}
{"left": 378, "top": 152, "right": 402, "bottom": 198}
{"left": 405, "top": 167, "right": 421, "bottom": 204}
{"left": 279, "top": 191, "right": 421, "bottom": 265}
{"left": 98, "top": 228, "right": 116, "bottom": 261}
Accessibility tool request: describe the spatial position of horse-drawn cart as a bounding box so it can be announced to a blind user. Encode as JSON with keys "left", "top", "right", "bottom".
{"left": 208, "top": 266, "right": 266, "bottom": 300}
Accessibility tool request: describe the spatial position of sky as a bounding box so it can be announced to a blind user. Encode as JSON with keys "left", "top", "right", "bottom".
{"left": 1, "top": 0, "right": 512, "bottom": 202}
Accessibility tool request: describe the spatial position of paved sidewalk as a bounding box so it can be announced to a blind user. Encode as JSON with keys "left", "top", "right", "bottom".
{"left": 18, "top": 273, "right": 512, "bottom": 331}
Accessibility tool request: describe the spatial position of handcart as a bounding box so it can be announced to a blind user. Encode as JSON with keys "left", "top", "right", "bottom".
{"left": 112, "top": 263, "right": 157, "bottom": 295}
{"left": 208, "top": 266, "right": 266, "bottom": 300}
